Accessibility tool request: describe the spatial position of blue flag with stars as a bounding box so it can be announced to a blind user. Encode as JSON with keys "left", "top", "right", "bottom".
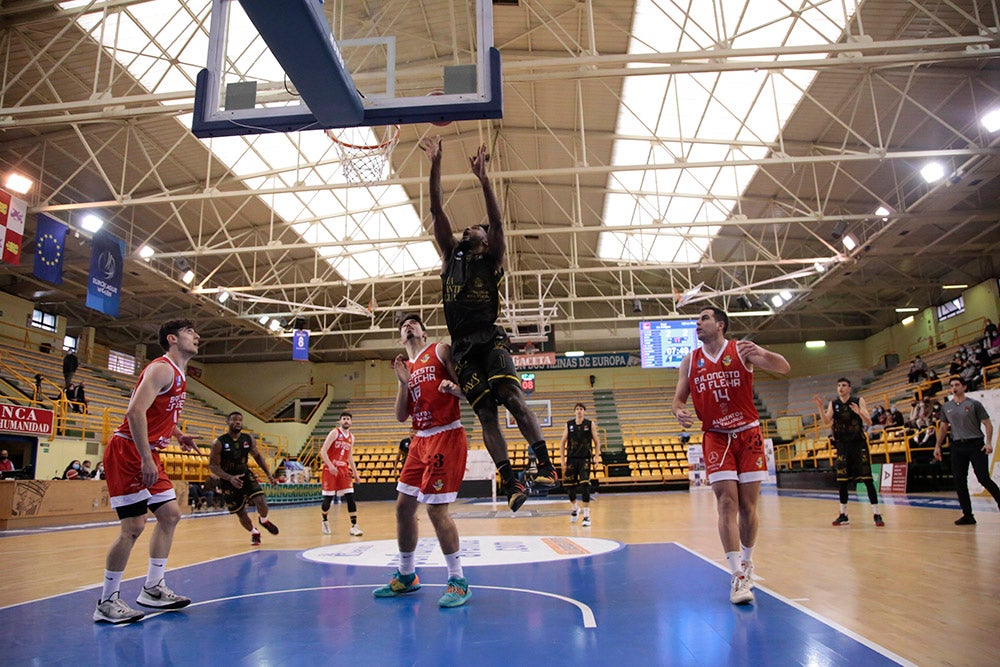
{"left": 32, "top": 213, "right": 66, "bottom": 284}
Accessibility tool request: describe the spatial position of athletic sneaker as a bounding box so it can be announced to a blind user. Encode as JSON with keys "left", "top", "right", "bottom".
{"left": 570, "top": 510, "right": 579, "bottom": 523}
{"left": 873, "top": 514, "right": 885, "bottom": 527}
{"left": 729, "top": 573, "right": 755, "bottom": 605}
{"left": 93, "top": 592, "right": 144, "bottom": 624}
{"left": 259, "top": 518, "right": 279, "bottom": 535}
{"left": 741, "top": 561, "right": 755, "bottom": 589}
{"left": 533, "top": 463, "right": 559, "bottom": 488}
{"left": 349, "top": 524, "right": 364, "bottom": 536}
{"left": 373, "top": 571, "right": 421, "bottom": 598}
{"left": 136, "top": 580, "right": 191, "bottom": 610}
{"left": 503, "top": 478, "right": 528, "bottom": 512}
{"left": 581, "top": 516, "right": 591, "bottom": 527}
{"left": 954, "top": 514, "right": 977, "bottom": 525}
{"left": 832, "top": 513, "right": 850, "bottom": 526}
{"left": 438, "top": 576, "right": 471, "bottom": 608}
{"left": 321, "top": 520, "right": 331, "bottom": 535}
{"left": 251, "top": 531, "right": 262, "bottom": 546}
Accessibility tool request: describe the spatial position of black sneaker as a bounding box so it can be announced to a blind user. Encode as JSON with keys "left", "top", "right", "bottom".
{"left": 259, "top": 518, "right": 279, "bottom": 535}
{"left": 832, "top": 513, "right": 849, "bottom": 526}
{"left": 503, "top": 479, "right": 528, "bottom": 512}
{"left": 954, "top": 514, "right": 977, "bottom": 525}
{"left": 251, "top": 531, "right": 262, "bottom": 546}
{"left": 533, "top": 463, "right": 559, "bottom": 488}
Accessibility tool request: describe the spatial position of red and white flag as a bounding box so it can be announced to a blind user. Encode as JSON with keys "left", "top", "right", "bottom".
{"left": 0, "top": 189, "right": 28, "bottom": 266}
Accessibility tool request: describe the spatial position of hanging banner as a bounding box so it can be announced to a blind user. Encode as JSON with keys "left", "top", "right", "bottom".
{"left": 86, "top": 230, "right": 125, "bottom": 317}
{"left": 292, "top": 329, "right": 309, "bottom": 361}
{"left": 0, "top": 189, "right": 27, "bottom": 266}
{"left": 32, "top": 213, "right": 66, "bottom": 284}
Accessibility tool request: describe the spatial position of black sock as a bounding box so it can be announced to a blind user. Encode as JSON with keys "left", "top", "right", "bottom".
{"left": 497, "top": 461, "right": 514, "bottom": 484}
{"left": 530, "top": 441, "right": 551, "bottom": 467}
{"left": 322, "top": 513, "right": 328, "bottom": 521}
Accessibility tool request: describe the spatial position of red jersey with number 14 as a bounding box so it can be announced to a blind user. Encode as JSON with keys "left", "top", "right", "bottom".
{"left": 688, "top": 339, "right": 759, "bottom": 432}
{"left": 407, "top": 342, "right": 461, "bottom": 430}
{"left": 115, "top": 356, "right": 186, "bottom": 450}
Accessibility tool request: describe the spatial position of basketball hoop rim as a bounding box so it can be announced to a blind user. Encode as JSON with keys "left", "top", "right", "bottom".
{"left": 325, "top": 125, "right": 401, "bottom": 151}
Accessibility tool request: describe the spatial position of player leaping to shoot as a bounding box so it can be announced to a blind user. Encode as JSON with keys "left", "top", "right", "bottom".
{"left": 420, "top": 135, "right": 558, "bottom": 512}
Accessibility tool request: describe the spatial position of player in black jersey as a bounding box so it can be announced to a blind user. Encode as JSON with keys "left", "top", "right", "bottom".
{"left": 394, "top": 430, "right": 413, "bottom": 473}
{"left": 813, "top": 379, "right": 883, "bottom": 527}
{"left": 209, "top": 411, "right": 279, "bottom": 545}
{"left": 421, "top": 135, "right": 557, "bottom": 512}
{"left": 560, "top": 403, "right": 601, "bottom": 526}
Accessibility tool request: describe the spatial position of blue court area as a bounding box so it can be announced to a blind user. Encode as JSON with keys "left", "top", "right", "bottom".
{"left": 2, "top": 541, "right": 906, "bottom": 666}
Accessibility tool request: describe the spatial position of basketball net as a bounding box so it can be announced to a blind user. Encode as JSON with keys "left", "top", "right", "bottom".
{"left": 325, "top": 125, "right": 400, "bottom": 184}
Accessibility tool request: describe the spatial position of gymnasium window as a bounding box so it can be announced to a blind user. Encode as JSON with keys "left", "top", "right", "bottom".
{"left": 30, "top": 309, "right": 57, "bottom": 332}
{"left": 936, "top": 296, "right": 964, "bottom": 322}
{"left": 107, "top": 350, "right": 137, "bottom": 375}
{"left": 63, "top": 335, "right": 78, "bottom": 353}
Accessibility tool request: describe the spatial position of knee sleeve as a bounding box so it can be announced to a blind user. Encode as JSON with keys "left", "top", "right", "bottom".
{"left": 581, "top": 486, "right": 590, "bottom": 503}
{"left": 321, "top": 496, "right": 333, "bottom": 513}
{"left": 345, "top": 493, "right": 357, "bottom": 514}
{"left": 838, "top": 482, "right": 849, "bottom": 505}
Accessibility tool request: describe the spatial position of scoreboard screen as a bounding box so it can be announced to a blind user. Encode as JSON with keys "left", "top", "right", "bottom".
{"left": 639, "top": 320, "right": 700, "bottom": 369}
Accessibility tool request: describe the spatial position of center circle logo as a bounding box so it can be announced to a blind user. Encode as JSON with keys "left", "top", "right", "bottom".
{"left": 99, "top": 250, "right": 117, "bottom": 280}
{"left": 301, "top": 535, "right": 622, "bottom": 567}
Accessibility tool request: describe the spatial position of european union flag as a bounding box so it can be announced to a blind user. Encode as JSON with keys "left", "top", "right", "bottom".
{"left": 32, "top": 213, "right": 66, "bottom": 285}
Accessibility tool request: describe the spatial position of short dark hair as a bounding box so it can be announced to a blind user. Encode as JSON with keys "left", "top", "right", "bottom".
{"left": 949, "top": 376, "right": 966, "bottom": 387}
{"left": 478, "top": 224, "right": 489, "bottom": 233}
{"left": 159, "top": 319, "right": 194, "bottom": 352}
{"left": 837, "top": 377, "right": 852, "bottom": 386}
{"left": 340, "top": 411, "right": 352, "bottom": 419}
{"left": 227, "top": 411, "right": 242, "bottom": 419}
{"left": 399, "top": 313, "right": 424, "bottom": 330}
{"left": 574, "top": 403, "right": 586, "bottom": 410}
{"left": 703, "top": 306, "right": 729, "bottom": 334}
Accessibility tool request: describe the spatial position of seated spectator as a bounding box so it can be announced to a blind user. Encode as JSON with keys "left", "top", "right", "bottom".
{"left": 974, "top": 344, "right": 992, "bottom": 369}
{"left": 985, "top": 318, "right": 998, "bottom": 345}
{"left": 924, "top": 368, "right": 942, "bottom": 396}
{"left": 92, "top": 461, "right": 106, "bottom": 480}
{"left": 189, "top": 482, "right": 207, "bottom": 511}
{"left": 907, "top": 355, "right": 928, "bottom": 383}
{"left": 960, "top": 360, "right": 980, "bottom": 391}
{"left": 80, "top": 460, "right": 94, "bottom": 479}
{"left": 62, "top": 460, "right": 83, "bottom": 479}
{"left": 65, "top": 382, "right": 88, "bottom": 413}
{"left": 889, "top": 407, "right": 905, "bottom": 427}
{"left": 949, "top": 353, "right": 963, "bottom": 375}
{"left": 0, "top": 450, "right": 14, "bottom": 474}
{"left": 905, "top": 397, "right": 923, "bottom": 429}
{"left": 203, "top": 475, "right": 220, "bottom": 509}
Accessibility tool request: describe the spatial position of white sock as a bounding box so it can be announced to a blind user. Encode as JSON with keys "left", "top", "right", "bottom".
{"left": 398, "top": 551, "right": 416, "bottom": 576}
{"left": 582, "top": 507, "right": 590, "bottom": 518}
{"left": 840, "top": 503, "right": 848, "bottom": 514}
{"left": 571, "top": 503, "right": 579, "bottom": 512}
{"left": 444, "top": 551, "right": 464, "bottom": 579}
{"left": 259, "top": 515, "right": 270, "bottom": 524}
{"left": 102, "top": 570, "right": 124, "bottom": 601}
{"left": 725, "top": 551, "right": 742, "bottom": 574}
{"left": 251, "top": 528, "right": 260, "bottom": 535}
{"left": 740, "top": 543, "right": 753, "bottom": 565}
{"left": 145, "top": 558, "right": 167, "bottom": 588}
{"left": 872, "top": 505, "right": 880, "bottom": 515}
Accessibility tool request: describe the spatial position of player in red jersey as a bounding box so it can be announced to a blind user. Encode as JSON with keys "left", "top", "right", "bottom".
{"left": 320, "top": 412, "right": 363, "bottom": 536}
{"left": 672, "top": 307, "right": 790, "bottom": 606}
{"left": 93, "top": 319, "right": 201, "bottom": 624}
{"left": 373, "top": 313, "right": 471, "bottom": 607}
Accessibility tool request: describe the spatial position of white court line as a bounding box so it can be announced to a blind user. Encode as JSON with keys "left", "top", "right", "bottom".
{"left": 138, "top": 583, "right": 598, "bottom": 628}
{"left": 673, "top": 542, "right": 916, "bottom": 667}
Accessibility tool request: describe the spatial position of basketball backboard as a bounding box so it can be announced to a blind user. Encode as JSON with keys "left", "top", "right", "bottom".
{"left": 192, "top": 0, "right": 502, "bottom": 138}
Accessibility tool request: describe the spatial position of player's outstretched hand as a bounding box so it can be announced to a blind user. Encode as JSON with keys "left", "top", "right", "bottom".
{"left": 419, "top": 135, "right": 442, "bottom": 162}
{"left": 177, "top": 433, "right": 199, "bottom": 452}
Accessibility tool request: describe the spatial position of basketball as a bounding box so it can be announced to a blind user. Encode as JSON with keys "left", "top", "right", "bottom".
{"left": 426, "top": 90, "right": 452, "bottom": 127}
{"left": 65, "top": 469, "right": 78, "bottom": 479}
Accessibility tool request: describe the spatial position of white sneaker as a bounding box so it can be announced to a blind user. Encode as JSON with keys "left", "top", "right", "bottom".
{"left": 581, "top": 516, "right": 591, "bottom": 527}
{"left": 321, "top": 520, "right": 331, "bottom": 535}
{"left": 349, "top": 524, "right": 363, "bottom": 536}
{"left": 570, "top": 511, "right": 579, "bottom": 523}
{"left": 741, "top": 561, "right": 755, "bottom": 589}
{"left": 136, "top": 580, "right": 191, "bottom": 610}
{"left": 93, "top": 592, "right": 144, "bottom": 624}
{"left": 730, "top": 573, "right": 755, "bottom": 605}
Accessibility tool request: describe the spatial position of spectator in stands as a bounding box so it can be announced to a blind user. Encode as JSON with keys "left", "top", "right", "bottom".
{"left": 672, "top": 306, "right": 790, "bottom": 606}
{"left": 870, "top": 405, "right": 886, "bottom": 429}
{"left": 813, "top": 379, "right": 884, "bottom": 528}
{"left": 934, "top": 376, "right": 1000, "bottom": 525}
{"left": 949, "top": 353, "right": 963, "bottom": 376}
{"left": 974, "top": 343, "right": 992, "bottom": 369}
{"left": 907, "top": 355, "right": 928, "bottom": 384}
{"left": 906, "top": 397, "right": 924, "bottom": 429}
{"left": 0, "top": 450, "right": 14, "bottom": 474}
{"left": 81, "top": 460, "right": 94, "bottom": 479}
{"left": 93, "top": 461, "right": 106, "bottom": 480}
{"left": 924, "top": 368, "right": 942, "bottom": 397}
{"left": 960, "top": 359, "right": 980, "bottom": 391}
{"left": 62, "top": 350, "right": 79, "bottom": 386}
{"left": 33, "top": 373, "right": 44, "bottom": 402}
{"left": 66, "top": 381, "right": 88, "bottom": 413}
{"left": 984, "top": 318, "right": 998, "bottom": 344}
{"left": 208, "top": 411, "right": 279, "bottom": 546}
{"left": 889, "top": 407, "right": 905, "bottom": 428}
{"left": 987, "top": 330, "right": 1000, "bottom": 359}
{"left": 62, "top": 460, "right": 83, "bottom": 479}
{"left": 202, "top": 475, "right": 220, "bottom": 509}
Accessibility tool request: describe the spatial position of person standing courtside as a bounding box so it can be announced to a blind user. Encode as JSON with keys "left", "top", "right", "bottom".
{"left": 672, "top": 307, "right": 790, "bottom": 606}
{"left": 209, "top": 411, "right": 280, "bottom": 546}
{"left": 93, "top": 319, "right": 200, "bottom": 624}
{"left": 421, "top": 135, "right": 557, "bottom": 512}
{"left": 934, "top": 376, "right": 1000, "bottom": 525}
{"left": 813, "top": 379, "right": 884, "bottom": 527}
{"left": 373, "top": 313, "right": 471, "bottom": 607}
{"left": 560, "top": 403, "right": 601, "bottom": 527}
{"left": 320, "top": 412, "right": 363, "bottom": 536}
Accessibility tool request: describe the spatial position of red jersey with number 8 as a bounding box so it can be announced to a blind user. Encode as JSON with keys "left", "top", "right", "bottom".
{"left": 688, "top": 339, "right": 759, "bottom": 432}
{"left": 115, "top": 356, "right": 186, "bottom": 450}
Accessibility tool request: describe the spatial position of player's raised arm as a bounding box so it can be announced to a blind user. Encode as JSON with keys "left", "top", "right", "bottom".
{"left": 470, "top": 144, "right": 506, "bottom": 267}
{"left": 420, "top": 135, "right": 456, "bottom": 261}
